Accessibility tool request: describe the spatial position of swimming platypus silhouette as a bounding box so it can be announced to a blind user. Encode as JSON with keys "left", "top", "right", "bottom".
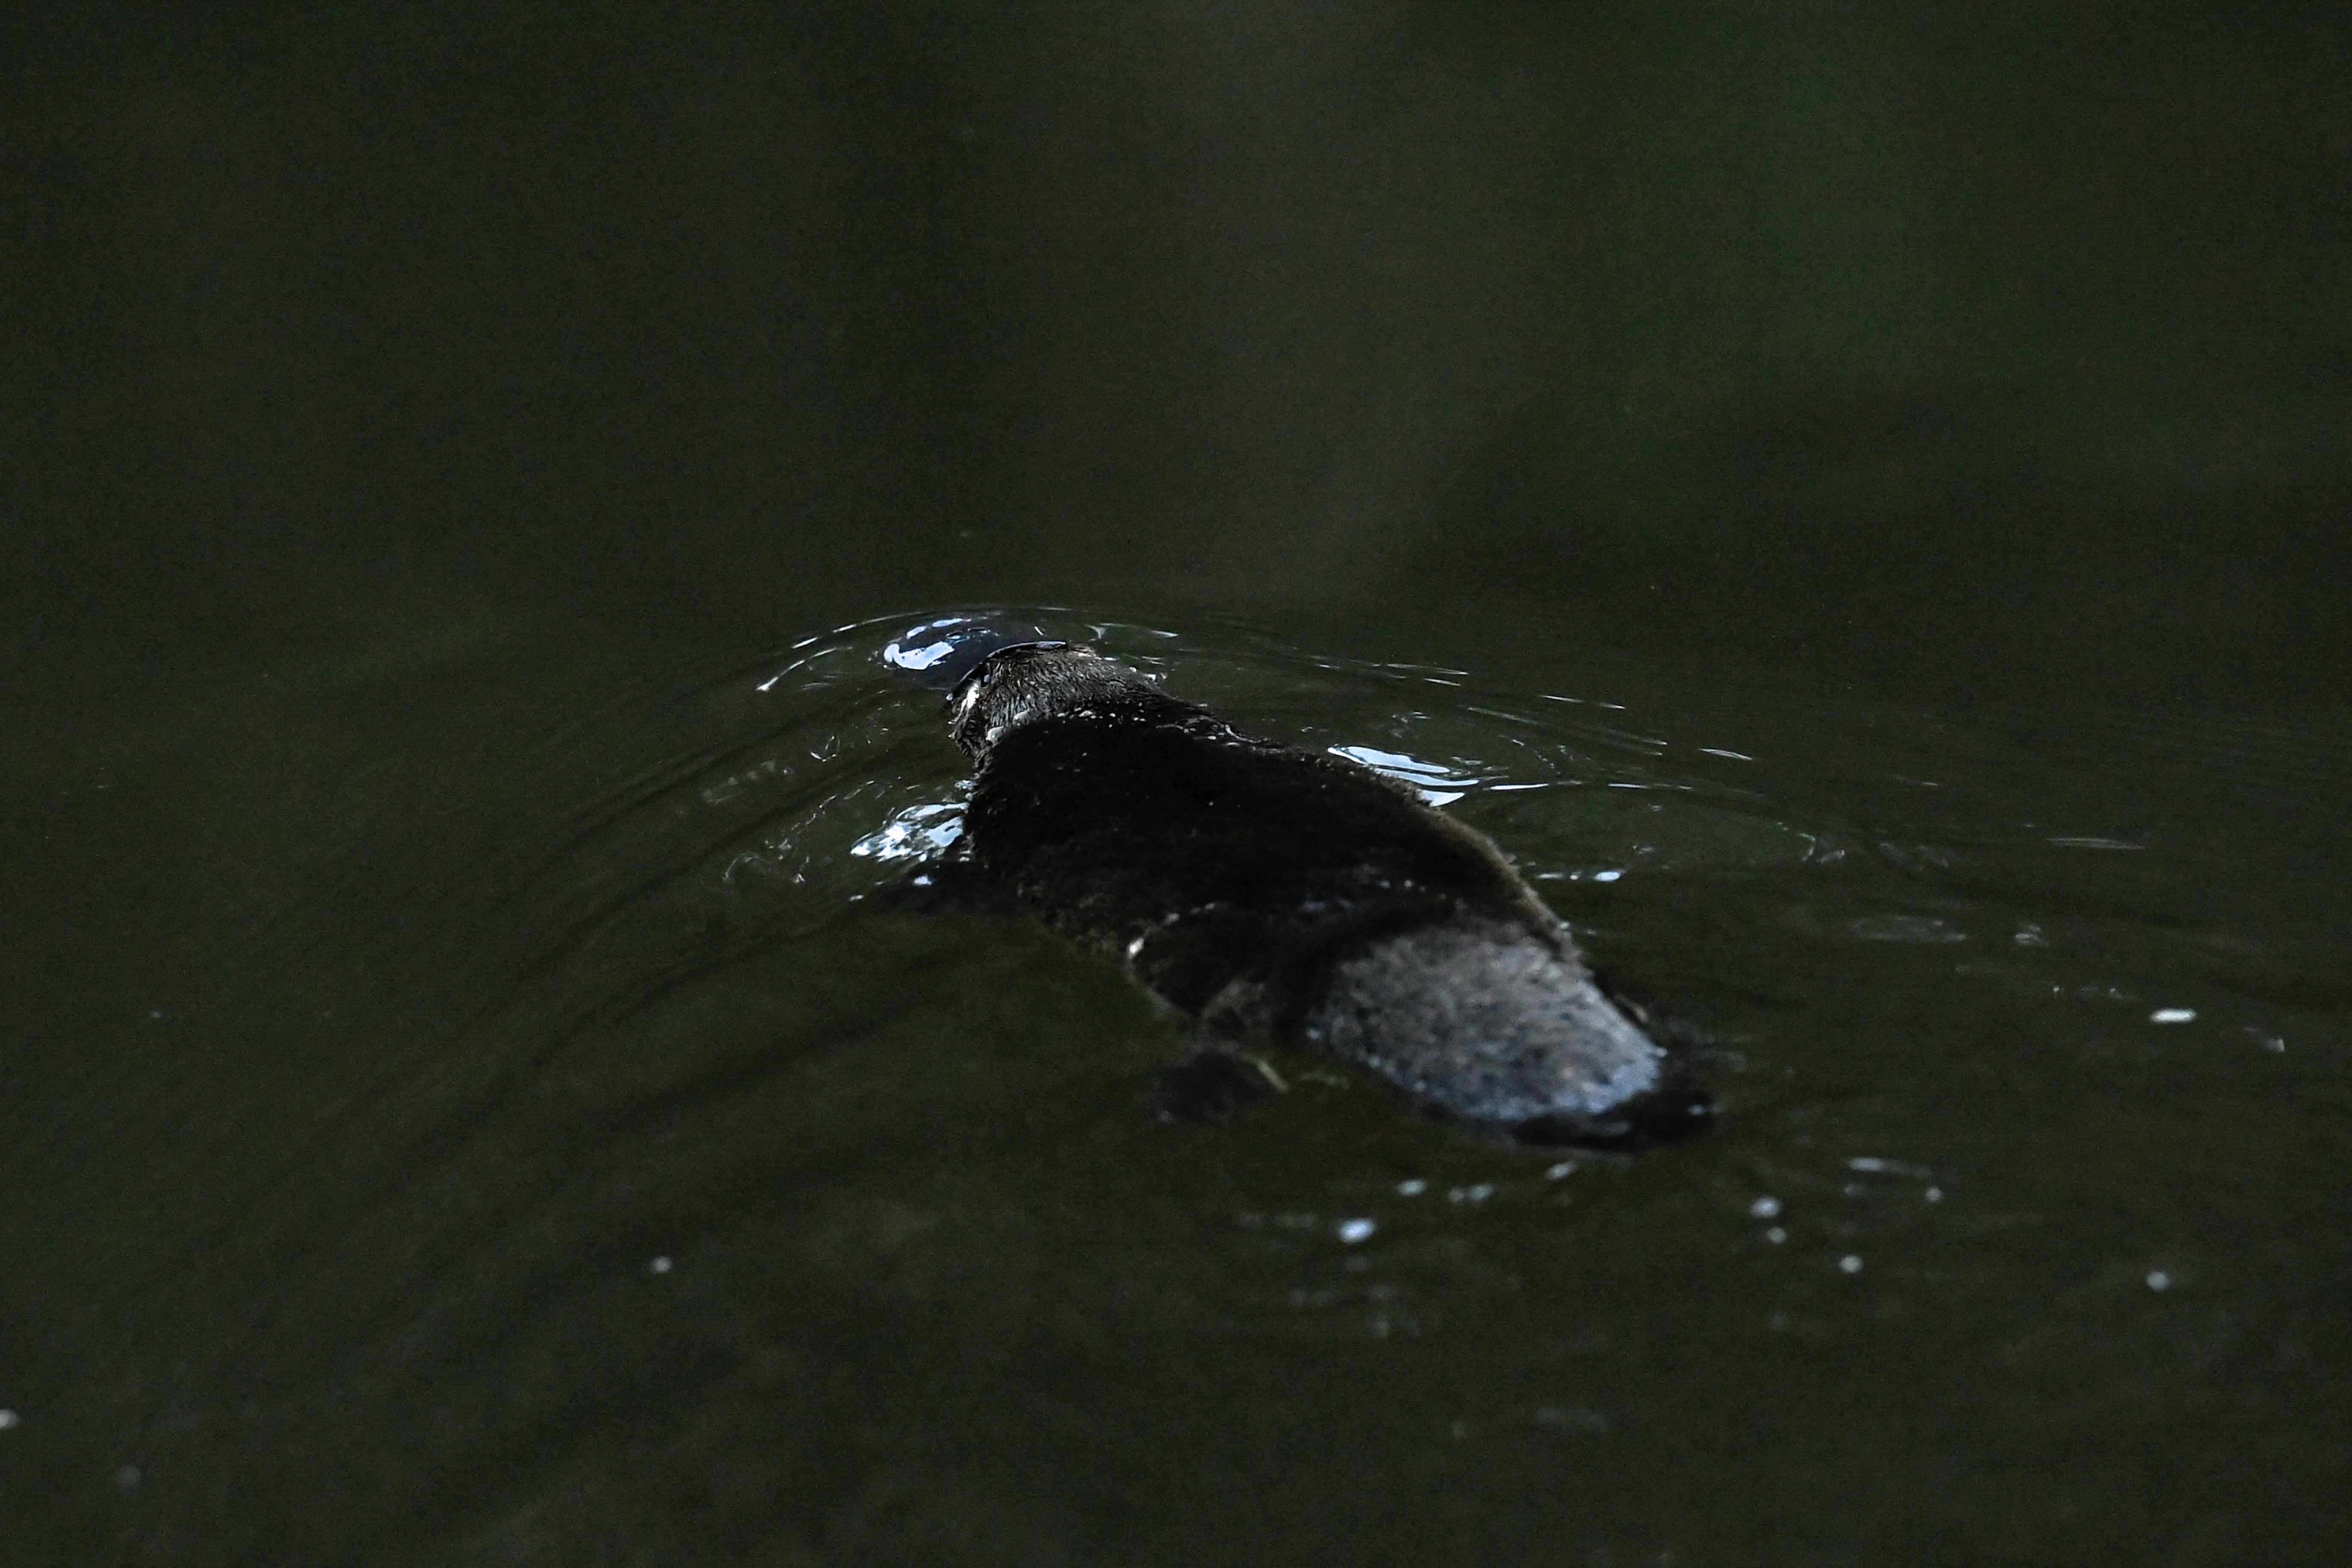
{"left": 887, "top": 620, "right": 1709, "bottom": 1149}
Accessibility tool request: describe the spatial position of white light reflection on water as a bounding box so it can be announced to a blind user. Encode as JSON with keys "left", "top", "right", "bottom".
{"left": 881, "top": 633, "right": 960, "bottom": 674}
{"left": 1327, "top": 744, "right": 1485, "bottom": 806}
{"left": 848, "top": 801, "right": 964, "bottom": 861}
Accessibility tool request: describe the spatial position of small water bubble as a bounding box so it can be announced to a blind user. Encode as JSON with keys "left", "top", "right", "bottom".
{"left": 2146, "top": 1270, "right": 2172, "bottom": 1292}
{"left": 1448, "top": 1183, "right": 1495, "bottom": 1205}
{"left": 1748, "top": 1196, "right": 1781, "bottom": 1219}
{"left": 1838, "top": 1255, "right": 1863, "bottom": 1275}
{"left": 1764, "top": 1227, "right": 1788, "bottom": 1244}
{"left": 115, "top": 1464, "right": 142, "bottom": 1490}
{"left": 2150, "top": 1008, "right": 2196, "bottom": 1025}
{"left": 648, "top": 1256, "right": 674, "bottom": 1275}
{"left": 1395, "top": 1179, "right": 1428, "bottom": 1196}
{"left": 1924, "top": 1187, "right": 1943, "bottom": 1203}
{"left": 1545, "top": 1161, "right": 1578, "bottom": 1181}
{"left": 1337, "top": 1218, "right": 1377, "bottom": 1245}
{"left": 0, "top": 1409, "right": 19, "bottom": 1431}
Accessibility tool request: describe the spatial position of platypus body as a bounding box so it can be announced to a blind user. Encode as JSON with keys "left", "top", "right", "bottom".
{"left": 896, "top": 623, "right": 1708, "bottom": 1149}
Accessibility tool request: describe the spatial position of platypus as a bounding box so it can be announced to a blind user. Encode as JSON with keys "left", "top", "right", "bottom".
{"left": 886, "top": 619, "right": 1709, "bottom": 1149}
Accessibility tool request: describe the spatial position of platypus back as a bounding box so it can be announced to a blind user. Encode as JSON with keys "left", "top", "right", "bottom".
{"left": 926, "top": 635, "right": 1708, "bottom": 1148}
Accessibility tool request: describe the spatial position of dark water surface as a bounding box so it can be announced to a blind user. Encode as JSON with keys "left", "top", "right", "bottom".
{"left": 7, "top": 610, "right": 2349, "bottom": 1565}
{"left": 6, "top": 5, "right": 2352, "bottom": 1564}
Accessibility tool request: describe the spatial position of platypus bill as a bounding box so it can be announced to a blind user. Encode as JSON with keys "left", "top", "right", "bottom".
{"left": 889, "top": 620, "right": 1710, "bottom": 1149}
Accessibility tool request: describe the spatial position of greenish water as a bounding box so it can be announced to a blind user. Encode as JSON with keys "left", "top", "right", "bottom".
{"left": 6, "top": 610, "right": 2346, "bottom": 1564}
{"left": 5, "top": 5, "right": 2351, "bottom": 1563}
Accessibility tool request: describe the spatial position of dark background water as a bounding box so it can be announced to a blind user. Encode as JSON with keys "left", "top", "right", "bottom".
{"left": 5, "top": 5, "right": 2350, "bottom": 1564}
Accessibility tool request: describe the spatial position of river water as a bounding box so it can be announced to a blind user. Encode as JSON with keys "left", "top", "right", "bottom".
{"left": 9, "top": 607, "right": 2347, "bottom": 1564}
{"left": 5, "top": 6, "right": 2350, "bottom": 1565}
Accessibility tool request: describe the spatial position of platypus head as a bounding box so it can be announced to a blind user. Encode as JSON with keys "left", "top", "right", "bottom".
{"left": 884, "top": 617, "right": 1177, "bottom": 762}
{"left": 944, "top": 641, "right": 1154, "bottom": 761}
